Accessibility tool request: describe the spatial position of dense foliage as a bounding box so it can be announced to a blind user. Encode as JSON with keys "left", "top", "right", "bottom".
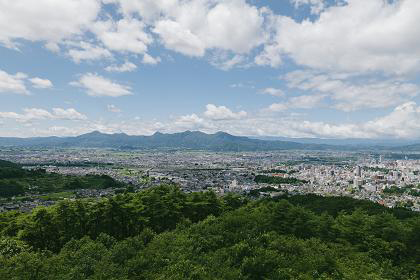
{"left": 248, "top": 186, "right": 279, "bottom": 197}
{"left": 255, "top": 174, "right": 309, "bottom": 185}
{"left": 0, "top": 162, "right": 123, "bottom": 197}
{"left": 260, "top": 169, "right": 298, "bottom": 175}
{"left": 0, "top": 184, "right": 418, "bottom": 279}
{"left": 384, "top": 185, "right": 420, "bottom": 197}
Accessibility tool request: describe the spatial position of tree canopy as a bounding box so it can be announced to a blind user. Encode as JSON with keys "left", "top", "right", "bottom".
{"left": 0, "top": 184, "right": 418, "bottom": 279}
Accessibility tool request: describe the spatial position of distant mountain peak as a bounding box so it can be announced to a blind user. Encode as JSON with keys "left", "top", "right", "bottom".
{"left": 215, "top": 131, "right": 232, "bottom": 136}
{"left": 79, "top": 130, "right": 104, "bottom": 137}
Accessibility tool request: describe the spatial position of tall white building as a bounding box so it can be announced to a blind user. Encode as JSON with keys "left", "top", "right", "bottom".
{"left": 354, "top": 166, "right": 361, "bottom": 177}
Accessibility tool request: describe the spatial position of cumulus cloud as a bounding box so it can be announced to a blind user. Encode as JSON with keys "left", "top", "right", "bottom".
{"left": 174, "top": 113, "right": 207, "bottom": 130}
{"left": 266, "top": 93, "right": 325, "bottom": 112}
{"left": 290, "top": 0, "right": 327, "bottom": 15}
{"left": 52, "top": 108, "right": 87, "bottom": 120}
{"left": 29, "top": 77, "right": 53, "bottom": 89}
{"left": 263, "top": 102, "right": 420, "bottom": 139}
{"left": 2, "top": 0, "right": 419, "bottom": 77}
{"left": 0, "top": 0, "right": 101, "bottom": 48}
{"left": 211, "top": 54, "right": 246, "bottom": 71}
{"left": 142, "top": 54, "right": 161, "bottom": 65}
{"left": 5, "top": 102, "right": 420, "bottom": 139}
{"left": 92, "top": 18, "right": 152, "bottom": 54}
{"left": 0, "top": 70, "right": 55, "bottom": 94}
{"left": 105, "top": 62, "right": 137, "bottom": 72}
{"left": 259, "top": 88, "right": 285, "bottom": 97}
{"left": 68, "top": 41, "right": 112, "bottom": 63}
{"left": 0, "top": 70, "right": 28, "bottom": 94}
{"left": 288, "top": 94, "right": 325, "bottom": 109}
{"left": 204, "top": 104, "right": 247, "bottom": 120}
{"left": 169, "top": 102, "right": 420, "bottom": 139}
{"left": 151, "top": 0, "right": 266, "bottom": 56}
{"left": 363, "top": 102, "right": 420, "bottom": 138}
{"left": 70, "top": 73, "right": 132, "bottom": 97}
{"left": 104, "top": 0, "right": 178, "bottom": 23}
{"left": 0, "top": 108, "right": 87, "bottom": 122}
{"left": 283, "top": 70, "right": 419, "bottom": 111}
{"left": 236, "top": 102, "right": 420, "bottom": 139}
{"left": 262, "top": 0, "right": 420, "bottom": 75}
{"left": 268, "top": 103, "right": 288, "bottom": 112}
{"left": 153, "top": 20, "right": 205, "bottom": 56}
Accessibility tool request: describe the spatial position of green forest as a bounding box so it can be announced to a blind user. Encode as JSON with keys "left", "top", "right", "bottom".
{"left": 0, "top": 159, "right": 123, "bottom": 197}
{"left": 0, "top": 183, "right": 419, "bottom": 279}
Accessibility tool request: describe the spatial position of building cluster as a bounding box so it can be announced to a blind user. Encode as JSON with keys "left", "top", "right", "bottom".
{"left": 1, "top": 148, "right": 419, "bottom": 212}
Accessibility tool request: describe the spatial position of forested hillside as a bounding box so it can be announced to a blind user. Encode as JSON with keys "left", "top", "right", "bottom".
{"left": 0, "top": 160, "right": 123, "bottom": 198}
{"left": 0, "top": 185, "right": 418, "bottom": 279}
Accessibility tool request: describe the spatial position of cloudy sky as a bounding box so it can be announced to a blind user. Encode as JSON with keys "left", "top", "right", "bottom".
{"left": 0, "top": 0, "right": 419, "bottom": 139}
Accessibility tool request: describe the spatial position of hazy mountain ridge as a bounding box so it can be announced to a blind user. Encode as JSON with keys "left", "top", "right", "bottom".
{"left": 0, "top": 131, "right": 418, "bottom": 151}
{"left": 251, "top": 136, "right": 420, "bottom": 147}
{"left": 0, "top": 131, "right": 329, "bottom": 151}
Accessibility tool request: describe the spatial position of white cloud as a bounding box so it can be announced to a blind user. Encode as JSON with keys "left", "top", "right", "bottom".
{"left": 105, "top": 62, "right": 137, "bottom": 72}
{"left": 100, "top": 0, "right": 266, "bottom": 60}
{"left": 263, "top": 102, "right": 420, "bottom": 139}
{"left": 287, "top": 94, "right": 325, "bottom": 109}
{"left": 283, "top": 70, "right": 420, "bottom": 111}
{"left": 204, "top": 104, "right": 247, "bottom": 120}
{"left": 2, "top": 0, "right": 419, "bottom": 77}
{"left": 107, "top": 104, "right": 122, "bottom": 113}
{"left": 201, "top": 102, "right": 420, "bottom": 139}
{"left": 0, "top": 108, "right": 86, "bottom": 122}
{"left": 211, "top": 54, "right": 245, "bottom": 71}
{"left": 44, "top": 42, "right": 60, "bottom": 52}
{"left": 268, "top": 103, "right": 288, "bottom": 112}
{"left": 5, "top": 102, "right": 420, "bottom": 139}
{"left": 151, "top": 0, "right": 266, "bottom": 57}
{"left": 70, "top": 73, "right": 132, "bottom": 97}
{"left": 264, "top": 0, "right": 420, "bottom": 75}
{"left": 290, "top": 0, "right": 327, "bottom": 15}
{"left": 29, "top": 77, "right": 53, "bottom": 89}
{"left": 0, "top": 0, "right": 101, "bottom": 48}
{"left": 259, "top": 88, "right": 285, "bottom": 97}
{"left": 363, "top": 102, "right": 420, "bottom": 138}
{"left": 153, "top": 19, "right": 205, "bottom": 57}
{"left": 104, "top": 0, "right": 178, "bottom": 23}
{"left": 266, "top": 93, "right": 325, "bottom": 112}
{"left": 68, "top": 41, "right": 112, "bottom": 63}
{"left": 52, "top": 108, "right": 87, "bottom": 120}
{"left": 92, "top": 18, "right": 152, "bottom": 54}
{"left": 0, "top": 70, "right": 28, "bottom": 94}
{"left": 142, "top": 53, "right": 161, "bottom": 65}
{"left": 254, "top": 44, "right": 283, "bottom": 67}
{"left": 174, "top": 113, "right": 207, "bottom": 130}
{"left": 200, "top": 0, "right": 265, "bottom": 53}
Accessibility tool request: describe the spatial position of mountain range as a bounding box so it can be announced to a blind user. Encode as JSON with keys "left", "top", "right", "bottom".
{"left": 0, "top": 131, "right": 419, "bottom": 152}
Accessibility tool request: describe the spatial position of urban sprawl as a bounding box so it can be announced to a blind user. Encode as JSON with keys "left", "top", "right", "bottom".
{"left": 1, "top": 148, "right": 419, "bottom": 212}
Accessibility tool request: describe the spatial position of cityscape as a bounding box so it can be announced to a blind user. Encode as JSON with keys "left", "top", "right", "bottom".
{"left": 1, "top": 147, "right": 419, "bottom": 212}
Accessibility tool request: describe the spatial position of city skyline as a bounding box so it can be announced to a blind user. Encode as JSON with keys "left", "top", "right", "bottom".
{"left": 1, "top": 0, "right": 420, "bottom": 139}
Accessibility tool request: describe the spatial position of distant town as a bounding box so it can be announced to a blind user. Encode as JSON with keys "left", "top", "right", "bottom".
{"left": 1, "top": 147, "right": 419, "bottom": 213}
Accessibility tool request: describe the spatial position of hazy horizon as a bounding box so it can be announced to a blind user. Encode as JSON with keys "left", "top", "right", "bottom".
{"left": 1, "top": 130, "right": 419, "bottom": 147}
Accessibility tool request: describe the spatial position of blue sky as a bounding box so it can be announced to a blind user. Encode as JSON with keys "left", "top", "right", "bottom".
{"left": 0, "top": 0, "right": 419, "bottom": 139}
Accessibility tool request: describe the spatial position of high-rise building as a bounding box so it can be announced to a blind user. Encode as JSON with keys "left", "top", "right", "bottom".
{"left": 354, "top": 166, "right": 361, "bottom": 177}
